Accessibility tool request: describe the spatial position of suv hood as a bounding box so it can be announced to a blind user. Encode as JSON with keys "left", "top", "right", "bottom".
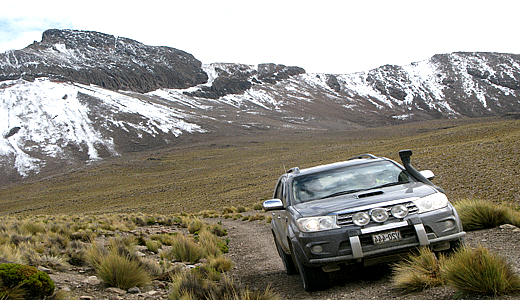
{"left": 293, "top": 182, "right": 438, "bottom": 218}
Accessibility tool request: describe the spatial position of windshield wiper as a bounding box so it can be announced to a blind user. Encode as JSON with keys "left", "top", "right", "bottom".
{"left": 373, "top": 182, "right": 407, "bottom": 189}
{"left": 319, "top": 189, "right": 364, "bottom": 200}
{"left": 319, "top": 182, "right": 407, "bottom": 200}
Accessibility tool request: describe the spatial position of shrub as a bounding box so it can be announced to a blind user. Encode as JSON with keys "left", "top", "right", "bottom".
{"left": 442, "top": 245, "right": 520, "bottom": 296}
{"left": 221, "top": 207, "right": 236, "bottom": 214}
{"left": 20, "top": 220, "right": 45, "bottom": 236}
{"left": 198, "top": 230, "right": 229, "bottom": 257}
{"left": 0, "top": 244, "right": 23, "bottom": 264}
{"left": 207, "top": 256, "right": 234, "bottom": 273}
{"left": 145, "top": 239, "right": 161, "bottom": 253}
{"left": 0, "top": 263, "right": 55, "bottom": 299}
{"left": 170, "top": 271, "right": 279, "bottom": 300}
{"left": 95, "top": 248, "right": 151, "bottom": 290}
{"left": 186, "top": 218, "right": 205, "bottom": 234}
{"left": 85, "top": 242, "right": 107, "bottom": 270}
{"left": 209, "top": 224, "right": 227, "bottom": 237}
{"left": 252, "top": 203, "right": 263, "bottom": 211}
{"left": 164, "top": 235, "right": 205, "bottom": 263}
{"left": 454, "top": 199, "right": 510, "bottom": 230}
{"left": 248, "top": 213, "right": 265, "bottom": 222}
{"left": 170, "top": 270, "right": 214, "bottom": 300}
{"left": 0, "top": 277, "right": 25, "bottom": 300}
{"left": 391, "top": 247, "right": 444, "bottom": 292}
{"left": 236, "top": 206, "right": 247, "bottom": 213}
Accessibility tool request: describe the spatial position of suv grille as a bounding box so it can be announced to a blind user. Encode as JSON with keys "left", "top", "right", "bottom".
{"left": 337, "top": 201, "right": 418, "bottom": 226}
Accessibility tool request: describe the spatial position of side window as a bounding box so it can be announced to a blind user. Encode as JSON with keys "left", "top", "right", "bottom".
{"left": 274, "top": 179, "right": 283, "bottom": 199}
{"left": 274, "top": 177, "right": 287, "bottom": 206}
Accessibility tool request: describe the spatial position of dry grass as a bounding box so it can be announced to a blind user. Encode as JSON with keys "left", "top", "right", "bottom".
{"left": 93, "top": 246, "right": 151, "bottom": 290}
{"left": 0, "top": 213, "right": 251, "bottom": 297}
{"left": 391, "top": 247, "right": 445, "bottom": 292}
{"left": 170, "top": 271, "right": 279, "bottom": 300}
{"left": 443, "top": 245, "right": 520, "bottom": 296}
{"left": 1, "top": 117, "right": 519, "bottom": 216}
{"left": 161, "top": 233, "right": 205, "bottom": 264}
{"left": 392, "top": 245, "right": 520, "bottom": 297}
{"left": 454, "top": 198, "right": 518, "bottom": 230}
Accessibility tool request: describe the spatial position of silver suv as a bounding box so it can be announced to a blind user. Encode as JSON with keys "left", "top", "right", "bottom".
{"left": 263, "top": 150, "right": 465, "bottom": 291}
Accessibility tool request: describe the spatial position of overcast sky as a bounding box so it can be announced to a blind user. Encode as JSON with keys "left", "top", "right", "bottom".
{"left": 1, "top": 0, "right": 518, "bottom": 74}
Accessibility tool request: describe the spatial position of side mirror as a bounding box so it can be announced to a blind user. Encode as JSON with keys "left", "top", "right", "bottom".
{"left": 263, "top": 199, "right": 284, "bottom": 211}
{"left": 419, "top": 170, "right": 435, "bottom": 180}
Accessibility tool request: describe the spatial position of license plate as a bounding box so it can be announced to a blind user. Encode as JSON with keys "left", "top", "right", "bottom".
{"left": 372, "top": 230, "right": 402, "bottom": 245}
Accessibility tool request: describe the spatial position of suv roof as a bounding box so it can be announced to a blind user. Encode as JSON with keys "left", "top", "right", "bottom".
{"left": 286, "top": 154, "right": 389, "bottom": 177}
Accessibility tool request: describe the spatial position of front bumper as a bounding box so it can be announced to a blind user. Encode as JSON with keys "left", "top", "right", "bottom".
{"left": 292, "top": 206, "right": 466, "bottom": 267}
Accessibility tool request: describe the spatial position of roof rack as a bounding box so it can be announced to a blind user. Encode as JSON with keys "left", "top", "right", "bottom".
{"left": 287, "top": 167, "right": 300, "bottom": 174}
{"left": 348, "top": 153, "right": 379, "bottom": 160}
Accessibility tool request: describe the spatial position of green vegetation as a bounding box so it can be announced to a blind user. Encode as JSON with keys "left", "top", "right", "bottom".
{"left": 1, "top": 117, "right": 519, "bottom": 215}
{"left": 0, "top": 263, "right": 54, "bottom": 299}
{"left": 1, "top": 117, "right": 520, "bottom": 299}
{"left": 0, "top": 213, "right": 276, "bottom": 298}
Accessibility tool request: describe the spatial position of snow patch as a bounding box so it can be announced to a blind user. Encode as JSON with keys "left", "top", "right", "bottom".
{"left": 0, "top": 78, "right": 205, "bottom": 177}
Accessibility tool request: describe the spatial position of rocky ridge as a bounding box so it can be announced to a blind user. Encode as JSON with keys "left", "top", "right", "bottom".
{"left": 0, "top": 29, "right": 208, "bottom": 93}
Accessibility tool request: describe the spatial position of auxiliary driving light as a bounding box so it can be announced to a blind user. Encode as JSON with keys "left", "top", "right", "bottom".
{"left": 391, "top": 204, "right": 409, "bottom": 219}
{"left": 370, "top": 208, "right": 389, "bottom": 223}
{"left": 352, "top": 212, "right": 370, "bottom": 226}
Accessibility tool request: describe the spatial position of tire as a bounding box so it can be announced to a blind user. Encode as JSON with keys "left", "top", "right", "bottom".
{"left": 438, "top": 237, "right": 465, "bottom": 256}
{"left": 448, "top": 237, "right": 465, "bottom": 252}
{"left": 274, "top": 237, "right": 298, "bottom": 275}
{"left": 292, "top": 248, "right": 331, "bottom": 291}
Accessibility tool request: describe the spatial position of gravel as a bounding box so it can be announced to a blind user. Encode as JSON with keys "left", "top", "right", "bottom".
{"left": 222, "top": 217, "right": 520, "bottom": 300}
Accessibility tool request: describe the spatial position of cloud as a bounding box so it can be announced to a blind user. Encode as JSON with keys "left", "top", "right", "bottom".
{"left": 0, "top": 17, "right": 73, "bottom": 50}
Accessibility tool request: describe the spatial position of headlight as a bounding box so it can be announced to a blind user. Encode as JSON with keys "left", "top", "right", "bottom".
{"left": 352, "top": 212, "right": 370, "bottom": 226}
{"left": 296, "top": 216, "right": 340, "bottom": 232}
{"left": 412, "top": 193, "right": 449, "bottom": 213}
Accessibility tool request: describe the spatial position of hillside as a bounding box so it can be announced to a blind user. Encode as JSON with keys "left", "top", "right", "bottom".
{"left": 1, "top": 117, "right": 519, "bottom": 216}
{"left": 1, "top": 29, "right": 520, "bottom": 186}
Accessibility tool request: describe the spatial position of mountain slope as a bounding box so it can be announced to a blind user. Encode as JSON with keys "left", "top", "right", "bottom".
{"left": 1, "top": 29, "right": 519, "bottom": 184}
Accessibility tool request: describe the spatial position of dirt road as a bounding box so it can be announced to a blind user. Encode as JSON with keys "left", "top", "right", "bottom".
{"left": 221, "top": 217, "right": 520, "bottom": 300}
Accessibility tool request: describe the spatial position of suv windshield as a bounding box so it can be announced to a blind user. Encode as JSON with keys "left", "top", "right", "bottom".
{"left": 291, "top": 161, "right": 412, "bottom": 203}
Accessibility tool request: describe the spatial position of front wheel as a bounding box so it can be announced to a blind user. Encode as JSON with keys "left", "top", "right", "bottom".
{"left": 274, "top": 237, "right": 298, "bottom": 275}
{"left": 292, "top": 251, "right": 331, "bottom": 291}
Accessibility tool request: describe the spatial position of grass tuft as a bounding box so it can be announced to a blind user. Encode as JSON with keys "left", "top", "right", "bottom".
{"left": 442, "top": 245, "right": 520, "bottom": 296}
{"left": 96, "top": 248, "right": 151, "bottom": 290}
{"left": 170, "top": 270, "right": 279, "bottom": 300}
{"left": 162, "top": 234, "right": 205, "bottom": 264}
{"left": 454, "top": 199, "right": 515, "bottom": 230}
{"left": 391, "top": 247, "right": 444, "bottom": 292}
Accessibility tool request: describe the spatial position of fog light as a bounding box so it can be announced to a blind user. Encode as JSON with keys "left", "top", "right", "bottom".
{"left": 444, "top": 220, "right": 455, "bottom": 229}
{"left": 311, "top": 245, "right": 323, "bottom": 253}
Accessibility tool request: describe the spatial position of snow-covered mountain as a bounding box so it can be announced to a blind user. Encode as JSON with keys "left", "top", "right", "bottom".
{"left": 1, "top": 29, "right": 519, "bottom": 184}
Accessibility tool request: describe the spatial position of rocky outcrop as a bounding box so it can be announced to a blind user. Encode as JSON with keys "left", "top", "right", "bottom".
{"left": 0, "top": 29, "right": 208, "bottom": 93}
{"left": 186, "top": 63, "right": 305, "bottom": 99}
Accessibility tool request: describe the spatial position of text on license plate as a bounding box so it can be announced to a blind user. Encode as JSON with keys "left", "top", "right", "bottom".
{"left": 372, "top": 230, "right": 402, "bottom": 245}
